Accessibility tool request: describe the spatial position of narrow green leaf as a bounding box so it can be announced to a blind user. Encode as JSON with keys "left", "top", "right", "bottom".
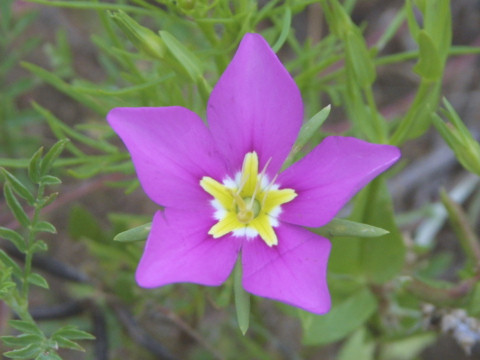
{"left": 34, "top": 221, "right": 57, "bottom": 234}
{"left": 272, "top": 6, "right": 292, "bottom": 52}
{"left": 159, "top": 30, "right": 203, "bottom": 81}
{"left": 1, "top": 334, "right": 44, "bottom": 348}
{"left": 8, "top": 320, "right": 44, "bottom": 336}
{"left": 1, "top": 168, "right": 35, "bottom": 205}
{"left": 283, "top": 105, "right": 331, "bottom": 169}
{"left": 413, "top": 31, "right": 442, "bottom": 80}
{"left": 23, "top": 62, "right": 107, "bottom": 115}
{"left": 39, "top": 139, "right": 69, "bottom": 177}
{"left": 39, "top": 192, "right": 59, "bottom": 208}
{"left": 233, "top": 259, "right": 250, "bottom": 335}
{"left": 345, "top": 30, "right": 376, "bottom": 87}
{"left": 4, "top": 183, "right": 30, "bottom": 227}
{"left": 301, "top": 288, "right": 377, "bottom": 345}
{"left": 53, "top": 325, "right": 95, "bottom": 340}
{"left": 31, "top": 240, "right": 48, "bottom": 254}
{"left": 28, "top": 147, "right": 44, "bottom": 184}
{"left": 35, "top": 352, "right": 62, "bottom": 360}
{"left": 52, "top": 336, "right": 84, "bottom": 352}
{"left": 338, "top": 329, "right": 375, "bottom": 360}
{"left": 114, "top": 222, "right": 151, "bottom": 242}
{"left": 311, "top": 218, "right": 389, "bottom": 238}
{"left": 28, "top": 273, "right": 49, "bottom": 289}
{"left": 3, "top": 343, "right": 41, "bottom": 359}
{"left": 40, "top": 175, "right": 62, "bottom": 186}
{"left": 0, "top": 227, "right": 26, "bottom": 253}
{"left": 0, "top": 250, "right": 23, "bottom": 277}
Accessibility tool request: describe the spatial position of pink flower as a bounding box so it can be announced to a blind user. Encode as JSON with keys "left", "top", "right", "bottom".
{"left": 107, "top": 33, "right": 400, "bottom": 314}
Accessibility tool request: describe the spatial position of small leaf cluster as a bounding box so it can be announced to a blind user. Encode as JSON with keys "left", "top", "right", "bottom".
{"left": 2, "top": 321, "right": 94, "bottom": 360}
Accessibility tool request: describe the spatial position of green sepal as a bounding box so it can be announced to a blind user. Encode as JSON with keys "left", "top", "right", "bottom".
{"left": 311, "top": 218, "right": 389, "bottom": 238}
{"left": 233, "top": 258, "right": 250, "bottom": 335}
{"left": 114, "top": 222, "right": 151, "bottom": 242}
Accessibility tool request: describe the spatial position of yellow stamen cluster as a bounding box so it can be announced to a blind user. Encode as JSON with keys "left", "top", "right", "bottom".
{"left": 200, "top": 152, "right": 296, "bottom": 247}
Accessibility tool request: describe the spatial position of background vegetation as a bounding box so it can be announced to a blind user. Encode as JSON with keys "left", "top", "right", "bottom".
{"left": 1, "top": 0, "right": 480, "bottom": 359}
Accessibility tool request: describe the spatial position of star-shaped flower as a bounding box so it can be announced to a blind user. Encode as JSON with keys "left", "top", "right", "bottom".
{"left": 107, "top": 33, "right": 400, "bottom": 314}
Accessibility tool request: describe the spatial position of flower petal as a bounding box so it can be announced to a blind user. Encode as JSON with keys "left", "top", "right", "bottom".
{"left": 207, "top": 33, "right": 303, "bottom": 176}
{"left": 278, "top": 136, "right": 401, "bottom": 227}
{"left": 136, "top": 208, "right": 242, "bottom": 287}
{"left": 242, "top": 224, "right": 331, "bottom": 314}
{"left": 107, "top": 106, "right": 227, "bottom": 210}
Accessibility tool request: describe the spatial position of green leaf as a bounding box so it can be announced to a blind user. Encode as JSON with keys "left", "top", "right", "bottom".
{"left": 413, "top": 31, "right": 442, "bottom": 80}
{"left": 345, "top": 30, "right": 376, "bottom": 87}
{"left": 311, "top": 218, "right": 389, "bottom": 238}
{"left": 329, "top": 178, "right": 406, "bottom": 283}
{"left": 110, "top": 10, "right": 166, "bottom": 60}
{"left": 23, "top": 63, "right": 107, "bottom": 115}
{"left": 301, "top": 287, "right": 377, "bottom": 345}
{"left": 4, "top": 183, "right": 30, "bottom": 227}
{"left": 468, "top": 282, "right": 480, "bottom": 316}
{"left": 40, "top": 175, "right": 62, "bottom": 186}
{"left": 28, "top": 147, "right": 44, "bottom": 184}
{"left": 1, "top": 168, "right": 35, "bottom": 205}
{"left": 35, "top": 352, "right": 62, "bottom": 360}
{"left": 31, "top": 240, "right": 48, "bottom": 254}
{"left": 114, "top": 222, "right": 151, "bottom": 242}
{"left": 8, "top": 320, "right": 44, "bottom": 336}
{"left": 1, "top": 334, "right": 44, "bottom": 348}
{"left": 52, "top": 325, "right": 95, "bottom": 340}
{"left": 0, "top": 250, "right": 23, "bottom": 277}
{"left": 283, "top": 105, "right": 331, "bottom": 168}
{"left": 39, "top": 192, "right": 59, "bottom": 208}
{"left": 159, "top": 30, "right": 203, "bottom": 82}
{"left": 52, "top": 336, "right": 84, "bottom": 352}
{"left": 0, "top": 227, "right": 26, "bottom": 252}
{"left": 338, "top": 329, "right": 375, "bottom": 360}
{"left": 3, "top": 343, "right": 41, "bottom": 359}
{"left": 39, "top": 139, "right": 69, "bottom": 177}
{"left": 233, "top": 259, "right": 250, "bottom": 335}
{"left": 271, "top": 6, "right": 291, "bottom": 52}
{"left": 379, "top": 332, "right": 436, "bottom": 360}
{"left": 28, "top": 273, "right": 49, "bottom": 289}
{"left": 34, "top": 221, "right": 57, "bottom": 234}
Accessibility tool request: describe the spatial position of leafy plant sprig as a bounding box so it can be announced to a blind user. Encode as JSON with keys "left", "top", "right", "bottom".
{"left": 0, "top": 140, "right": 94, "bottom": 359}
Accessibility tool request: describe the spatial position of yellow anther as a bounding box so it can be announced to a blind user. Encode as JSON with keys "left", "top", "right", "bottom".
{"left": 200, "top": 151, "right": 296, "bottom": 246}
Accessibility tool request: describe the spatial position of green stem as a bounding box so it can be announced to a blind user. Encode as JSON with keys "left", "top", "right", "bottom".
{"left": 21, "top": 183, "right": 44, "bottom": 301}
{"left": 363, "top": 86, "right": 387, "bottom": 143}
